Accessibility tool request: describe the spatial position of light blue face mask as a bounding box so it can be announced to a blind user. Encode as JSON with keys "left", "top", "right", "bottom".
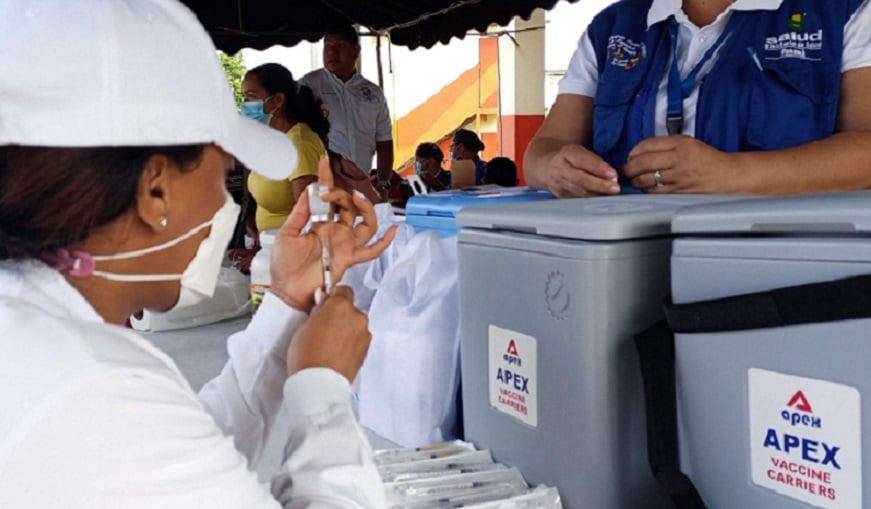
{"left": 240, "top": 97, "right": 273, "bottom": 125}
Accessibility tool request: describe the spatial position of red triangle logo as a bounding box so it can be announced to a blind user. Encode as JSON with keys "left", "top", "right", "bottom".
{"left": 506, "top": 339, "right": 519, "bottom": 356}
{"left": 787, "top": 390, "right": 813, "bottom": 413}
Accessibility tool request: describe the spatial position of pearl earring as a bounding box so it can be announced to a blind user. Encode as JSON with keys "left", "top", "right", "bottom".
{"left": 159, "top": 216, "right": 168, "bottom": 228}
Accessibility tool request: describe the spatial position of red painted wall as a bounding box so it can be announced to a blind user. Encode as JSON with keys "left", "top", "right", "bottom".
{"left": 499, "top": 114, "right": 544, "bottom": 186}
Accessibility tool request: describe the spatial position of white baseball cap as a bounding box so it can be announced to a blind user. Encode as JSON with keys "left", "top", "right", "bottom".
{"left": 0, "top": 0, "right": 297, "bottom": 180}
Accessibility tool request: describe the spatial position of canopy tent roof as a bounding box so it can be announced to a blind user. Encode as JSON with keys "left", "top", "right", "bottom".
{"left": 181, "top": 0, "right": 578, "bottom": 52}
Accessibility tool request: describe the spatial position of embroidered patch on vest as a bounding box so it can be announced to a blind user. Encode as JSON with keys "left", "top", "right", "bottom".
{"left": 764, "top": 13, "right": 823, "bottom": 61}
{"left": 606, "top": 35, "right": 647, "bottom": 70}
{"left": 788, "top": 12, "right": 804, "bottom": 31}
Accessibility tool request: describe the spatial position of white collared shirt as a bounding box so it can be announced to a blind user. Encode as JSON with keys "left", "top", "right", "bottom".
{"left": 301, "top": 68, "right": 393, "bottom": 172}
{"left": 0, "top": 260, "right": 386, "bottom": 508}
{"left": 560, "top": 0, "right": 871, "bottom": 136}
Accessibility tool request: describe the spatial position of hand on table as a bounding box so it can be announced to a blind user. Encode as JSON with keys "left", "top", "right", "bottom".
{"left": 544, "top": 144, "right": 620, "bottom": 198}
{"left": 623, "top": 135, "right": 740, "bottom": 193}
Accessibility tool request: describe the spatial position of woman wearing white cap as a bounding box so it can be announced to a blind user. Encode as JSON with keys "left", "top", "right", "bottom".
{"left": 0, "top": 0, "right": 395, "bottom": 507}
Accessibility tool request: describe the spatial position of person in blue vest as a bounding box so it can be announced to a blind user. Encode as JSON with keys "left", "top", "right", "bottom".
{"left": 524, "top": 0, "right": 871, "bottom": 197}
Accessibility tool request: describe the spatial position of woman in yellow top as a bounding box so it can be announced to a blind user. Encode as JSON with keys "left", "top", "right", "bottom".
{"left": 241, "top": 63, "right": 330, "bottom": 231}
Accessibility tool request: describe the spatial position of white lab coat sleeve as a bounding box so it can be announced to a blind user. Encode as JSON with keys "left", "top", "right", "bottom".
{"left": 198, "top": 291, "right": 307, "bottom": 466}
{"left": 0, "top": 362, "right": 384, "bottom": 508}
{"left": 0, "top": 363, "right": 281, "bottom": 509}
{"left": 273, "top": 368, "right": 387, "bottom": 508}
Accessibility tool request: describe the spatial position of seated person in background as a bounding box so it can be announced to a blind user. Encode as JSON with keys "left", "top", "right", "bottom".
{"left": 242, "top": 63, "right": 329, "bottom": 231}
{"left": 414, "top": 142, "right": 451, "bottom": 192}
{"left": 483, "top": 157, "right": 519, "bottom": 187}
{"left": 524, "top": 0, "right": 871, "bottom": 198}
{"left": 451, "top": 129, "right": 488, "bottom": 185}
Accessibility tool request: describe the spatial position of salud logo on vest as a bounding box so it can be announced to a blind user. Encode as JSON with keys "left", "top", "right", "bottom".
{"left": 764, "top": 13, "right": 823, "bottom": 61}
{"left": 607, "top": 35, "right": 646, "bottom": 70}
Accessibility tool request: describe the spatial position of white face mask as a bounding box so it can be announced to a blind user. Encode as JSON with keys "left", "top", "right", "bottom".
{"left": 46, "top": 193, "right": 240, "bottom": 312}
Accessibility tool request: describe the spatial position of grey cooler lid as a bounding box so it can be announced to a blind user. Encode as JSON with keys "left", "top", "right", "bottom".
{"left": 456, "top": 193, "right": 736, "bottom": 241}
{"left": 672, "top": 191, "right": 871, "bottom": 234}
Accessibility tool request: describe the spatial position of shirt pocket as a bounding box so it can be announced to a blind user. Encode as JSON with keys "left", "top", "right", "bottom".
{"left": 747, "top": 60, "right": 839, "bottom": 149}
{"left": 353, "top": 94, "right": 382, "bottom": 131}
{"left": 592, "top": 76, "right": 643, "bottom": 156}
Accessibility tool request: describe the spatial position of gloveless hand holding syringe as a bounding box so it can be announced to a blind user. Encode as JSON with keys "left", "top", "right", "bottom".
{"left": 304, "top": 156, "right": 399, "bottom": 307}
{"left": 266, "top": 156, "right": 397, "bottom": 315}
{"left": 307, "top": 182, "right": 333, "bottom": 303}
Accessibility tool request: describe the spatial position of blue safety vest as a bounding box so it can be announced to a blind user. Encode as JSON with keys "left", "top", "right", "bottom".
{"left": 587, "top": 0, "right": 864, "bottom": 189}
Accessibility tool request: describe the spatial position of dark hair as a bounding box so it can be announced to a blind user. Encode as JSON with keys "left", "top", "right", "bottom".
{"left": 324, "top": 25, "right": 359, "bottom": 47}
{"left": 415, "top": 142, "right": 443, "bottom": 162}
{"left": 484, "top": 157, "right": 518, "bottom": 187}
{"left": 0, "top": 145, "right": 204, "bottom": 260}
{"left": 453, "top": 129, "right": 485, "bottom": 153}
{"left": 247, "top": 63, "right": 330, "bottom": 150}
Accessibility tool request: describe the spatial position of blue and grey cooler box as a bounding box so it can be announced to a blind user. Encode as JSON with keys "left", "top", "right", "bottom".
{"left": 644, "top": 191, "right": 871, "bottom": 509}
{"left": 405, "top": 186, "right": 553, "bottom": 236}
{"left": 455, "top": 194, "right": 732, "bottom": 509}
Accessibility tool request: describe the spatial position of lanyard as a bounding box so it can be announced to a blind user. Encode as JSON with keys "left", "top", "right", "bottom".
{"left": 665, "top": 15, "right": 738, "bottom": 135}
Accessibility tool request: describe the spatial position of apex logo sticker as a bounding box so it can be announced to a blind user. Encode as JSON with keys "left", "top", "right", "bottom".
{"left": 489, "top": 325, "right": 538, "bottom": 427}
{"left": 503, "top": 339, "right": 521, "bottom": 367}
{"left": 749, "top": 368, "right": 862, "bottom": 507}
{"left": 782, "top": 389, "right": 821, "bottom": 429}
{"left": 788, "top": 390, "right": 814, "bottom": 413}
{"left": 606, "top": 35, "right": 646, "bottom": 70}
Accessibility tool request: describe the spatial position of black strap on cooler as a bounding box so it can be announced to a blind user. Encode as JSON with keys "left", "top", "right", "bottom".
{"left": 664, "top": 273, "right": 871, "bottom": 333}
{"left": 635, "top": 273, "right": 871, "bottom": 509}
{"left": 635, "top": 320, "right": 708, "bottom": 509}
